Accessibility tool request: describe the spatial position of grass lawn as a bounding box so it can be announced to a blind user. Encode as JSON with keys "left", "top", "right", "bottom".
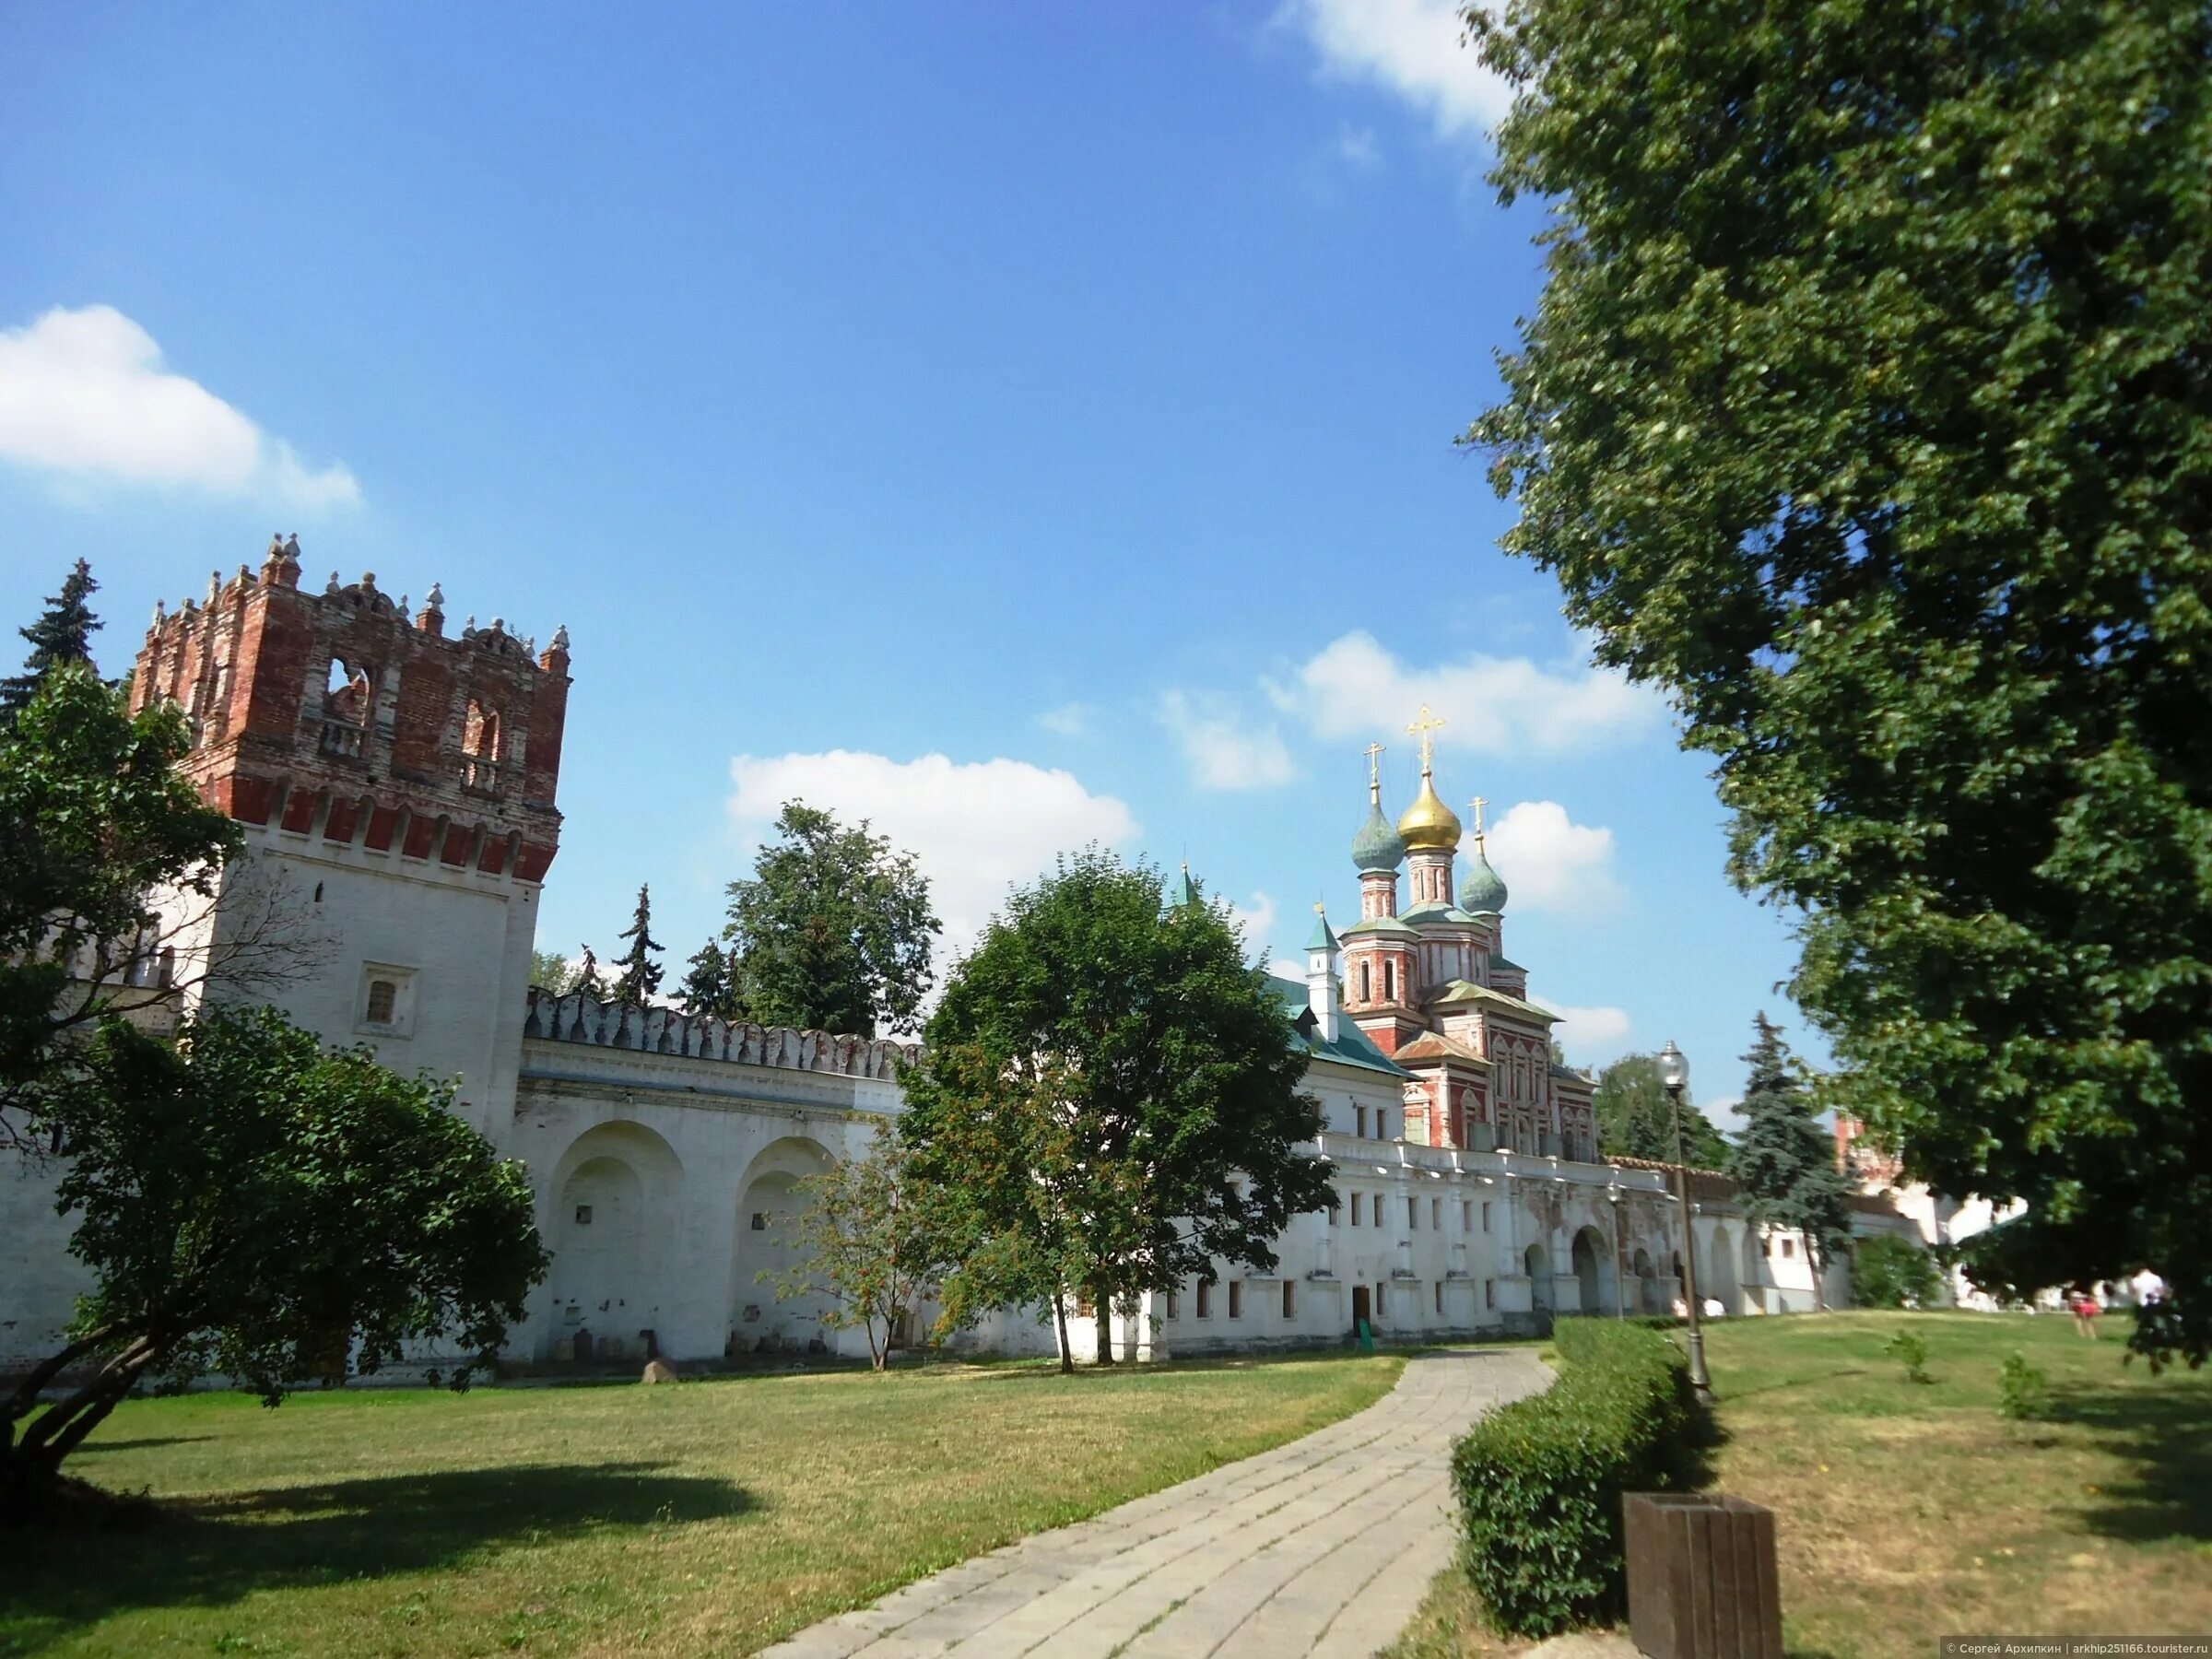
{"left": 3, "top": 1349, "right": 1402, "bottom": 1657}
{"left": 1387, "top": 1311, "right": 2212, "bottom": 1659}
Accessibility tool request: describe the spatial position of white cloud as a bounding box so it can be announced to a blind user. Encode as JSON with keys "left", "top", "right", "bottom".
{"left": 1036, "top": 702, "right": 1092, "bottom": 738}
{"left": 1268, "top": 955, "right": 1310, "bottom": 984}
{"left": 1227, "top": 889, "right": 1279, "bottom": 958}
{"left": 1158, "top": 690, "right": 1298, "bottom": 791}
{"left": 1335, "top": 124, "right": 1382, "bottom": 167}
{"left": 1537, "top": 1001, "right": 1634, "bottom": 1066}
{"left": 726, "top": 749, "right": 1139, "bottom": 973}
{"left": 1269, "top": 630, "right": 1664, "bottom": 757}
{"left": 1485, "top": 799, "right": 1624, "bottom": 915}
{"left": 1704, "top": 1094, "right": 1746, "bottom": 1136}
{"left": 0, "top": 304, "right": 359, "bottom": 509}
{"left": 1280, "top": 0, "right": 1512, "bottom": 141}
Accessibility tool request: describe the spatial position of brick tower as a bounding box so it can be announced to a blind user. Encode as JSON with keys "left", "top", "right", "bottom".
{"left": 129, "top": 534, "right": 570, "bottom": 1138}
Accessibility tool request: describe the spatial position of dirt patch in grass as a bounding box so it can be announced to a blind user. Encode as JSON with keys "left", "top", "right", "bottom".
{"left": 4, "top": 1349, "right": 1403, "bottom": 1657}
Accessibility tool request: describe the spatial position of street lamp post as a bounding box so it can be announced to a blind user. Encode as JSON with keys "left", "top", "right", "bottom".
{"left": 1657, "top": 1040, "right": 1713, "bottom": 1401}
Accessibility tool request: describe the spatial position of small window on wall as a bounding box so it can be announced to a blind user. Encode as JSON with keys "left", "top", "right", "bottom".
{"left": 1196, "top": 1281, "right": 1213, "bottom": 1318}
{"left": 751, "top": 1213, "right": 769, "bottom": 1231}
{"left": 574, "top": 1205, "right": 593, "bottom": 1225}
{"left": 1351, "top": 1193, "right": 1363, "bottom": 1227}
{"left": 1434, "top": 1282, "right": 1444, "bottom": 1315}
{"left": 1375, "top": 1283, "right": 1388, "bottom": 1318}
{"left": 356, "top": 964, "right": 417, "bottom": 1038}
{"left": 1406, "top": 1196, "right": 1418, "bottom": 1230}
{"left": 1462, "top": 1201, "right": 1474, "bottom": 1232}
{"left": 1357, "top": 1105, "right": 1369, "bottom": 1138}
{"left": 1382, "top": 961, "right": 1396, "bottom": 1002}
{"left": 1229, "top": 1280, "right": 1244, "bottom": 1319}
{"left": 1282, "top": 1280, "right": 1295, "bottom": 1319}
{"left": 1167, "top": 1289, "right": 1181, "bottom": 1321}
{"left": 1376, "top": 1109, "right": 1390, "bottom": 1139}
{"left": 1432, "top": 1197, "right": 1441, "bottom": 1230}
{"left": 1782, "top": 1238, "right": 1795, "bottom": 1258}
{"left": 1482, "top": 1201, "right": 1493, "bottom": 1233}
{"left": 1485, "top": 1279, "right": 1496, "bottom": 1310}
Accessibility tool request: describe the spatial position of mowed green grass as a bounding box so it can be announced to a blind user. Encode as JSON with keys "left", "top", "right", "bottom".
{"left": 1701, "top": 1311, "right": 2212, "bottom": 1659}
{"left": 1386, "top": 1312, "right": 2212, "bottom": 1659}
{"left": 4, "top": 1350, "right": 1403, "bottom": 1657}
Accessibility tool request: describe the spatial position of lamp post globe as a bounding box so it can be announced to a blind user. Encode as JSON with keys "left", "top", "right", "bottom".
{"left": 1659, "top": 1038, "right": 1713, "bottom": 1401}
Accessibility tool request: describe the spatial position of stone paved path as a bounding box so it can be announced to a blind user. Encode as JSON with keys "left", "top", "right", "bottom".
{"left": 761, "top": 1346, "right": 1553, "bottom": 1659}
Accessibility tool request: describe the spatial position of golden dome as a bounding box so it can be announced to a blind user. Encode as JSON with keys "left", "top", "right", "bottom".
{"left": 1396, "top": 771, "right": 1462, "bottom": 852}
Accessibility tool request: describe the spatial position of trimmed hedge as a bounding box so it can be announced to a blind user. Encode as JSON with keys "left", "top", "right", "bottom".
{"left": 1450, "top": 1319, "right": 1700, "bottom": 1637}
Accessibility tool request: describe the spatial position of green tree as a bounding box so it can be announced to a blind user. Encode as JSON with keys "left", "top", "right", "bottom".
{"left": 759, "top": 1128, "right": 946, "bottom": 1371}
{"left": 899, "top": 851, "right": 1332, "bottom": 1370}
{"left": 723, "top": 802, "right": 937, "bottom": 1037}
{"left": 1592, "top": 1053, "right": 1729, "bottom": 1168}
{"left": 0, "top": 560, "right": 101, "bottom": 729}
{"left": 0, "top": 664, "right": 251, "bottom": 1140}
{"left": 1, "top": 1006, "right": 547, "bottom": 1516}
{"left": 571, "top": 945, "right": 606, "bottom": 1001}
{"left": 1465, "top": 0, "right": 2212, "bottom": 1365}
{"left": 611, "top": 883, "right": 664, "bottom": 1006}
{"left": 1725, "top": 1016, "right": 1853, "bottom": 1310}
{"left": 529, "top": 949, "right": 576, "bottom": 994}
{"left": 1853, "top": 1233, "right": 1943, "bottom": 1311}
{"left": 676, "top": 940, "right": 745, "bottom": 1021}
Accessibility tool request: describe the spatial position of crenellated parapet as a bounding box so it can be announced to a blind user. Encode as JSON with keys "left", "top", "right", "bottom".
{"left": 130, "top": 535, "right": 570, "bottom": 883}
{"left": 523, "top": 987, "right": 921, "bottom": 1080}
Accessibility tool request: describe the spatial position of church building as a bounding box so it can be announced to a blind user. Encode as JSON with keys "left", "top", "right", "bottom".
{"left": 1, "top": 547, "right": 1861, "bottom": 1379}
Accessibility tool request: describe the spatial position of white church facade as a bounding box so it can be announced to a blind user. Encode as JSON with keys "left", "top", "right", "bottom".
{"left": 3, "top": 547, "right": 1867, "bottom": 1377}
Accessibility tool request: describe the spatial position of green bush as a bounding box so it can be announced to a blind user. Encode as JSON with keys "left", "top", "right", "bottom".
{"left": 1884, "top": 1328, "right": 1932, "bottom": 1382}
{"left": 1998, "top": 1351, "right": 2051, "bottom": 1420}
{"left": 1449, "top": 1319, "right": 1700, "bottom": 1637}
{"left": 1853, "top": 1234, "right": 1943, "bottom": 1309}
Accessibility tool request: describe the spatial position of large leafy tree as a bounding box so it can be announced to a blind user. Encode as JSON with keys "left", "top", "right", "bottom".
{"left": 1592, "top": 1053, "right": 1729, "bottom": 1169}
{"left": 0, "top": 559, "right": 101, "bottom": 729}
{"left": 0, "top": 664, "right": 253, "bottom": 1141}
{"left": 723, "top": 802, "right": 937, "bottom": 1037}
{"left": 1724, "top": 1017, "right": 1854, "bottom": 1310}
{"left": 1467, "top": 0, "right": 2212, "bottom": 1362}
{"left": 676, "top": 940, "right": 746, "bottom": 1021}
{"left": 2, "top": 1006, "right": 547, "bottom": 1515}
{"left": 899, "top": 851, "right": 1333, "bottom": 1368}
{"left": 611, "top": 883, "right": 665, "bottom": 1006}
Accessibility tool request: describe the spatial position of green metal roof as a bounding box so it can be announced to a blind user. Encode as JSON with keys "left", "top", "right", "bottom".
{"left": 1489, "top": 954, "right": 1526, "bottom": 973}
{"left": 1167, "top": 865, "right": 1201, "bottom": 909}
{"left": 1398, "top": 900, "right": 1485, "bottom": 925}
{"left": 1350, "top": 802, "right": 1406, "bottom": 874}
{"left": 1305, "top": 908, "right": 1339, "bottom": 952}
{"left": 1265, "top": 974, "right": 1412, "bottom": 1078}
{"left": 1424, "top": 979, "right": 1560, "bottom": 1024}
{"left": 1339, "top": 913, "right": 1420, "bottom": 940}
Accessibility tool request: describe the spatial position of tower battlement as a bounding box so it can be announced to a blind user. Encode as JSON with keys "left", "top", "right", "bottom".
{"left": 129, "top": 535, "right": 570, "bottom": 883}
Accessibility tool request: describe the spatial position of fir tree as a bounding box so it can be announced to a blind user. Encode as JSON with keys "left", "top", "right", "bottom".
{"left": 677, "top": 940, "right": 744, "bottom": 1021}
{"left": 572, "top": 945, "right": 606, "bottom": 1002}
{"left": 1724, "top": 1015, "right": 1853, "bottom": 1309}
{"left": 1, "top": 560, "right": 102, "bottom": 728}
{"left": 611, "top": 884, "right": 664, "bottom": 1006}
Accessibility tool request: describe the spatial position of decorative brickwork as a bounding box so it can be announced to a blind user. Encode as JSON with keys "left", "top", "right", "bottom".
{"left": 129, "top": 535, "right": 568, "bottom": 882}
{"left": 524, "top": 987, "right": 920, "bottom": 1079}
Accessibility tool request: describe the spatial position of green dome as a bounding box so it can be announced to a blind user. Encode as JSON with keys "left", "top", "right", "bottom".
{"left": 1457, "top": 842, "right": 1508, "bottom": 913}
{"left": 1351, "top": 802, "right": 1406, "bottom": 873}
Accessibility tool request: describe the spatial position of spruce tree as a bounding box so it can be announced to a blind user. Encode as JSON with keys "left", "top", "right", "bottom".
{"left": 1724, "top": 1015, "right": 1853, "bottom": 1309}
{"left": 677, "top": 940, "right": 745, "bottom": 1021}
{"left": 1, "top": 559, "right": 102, "bottom": 728}
{"left": 611, "top": 884, "right": 664, "bottom": 1006}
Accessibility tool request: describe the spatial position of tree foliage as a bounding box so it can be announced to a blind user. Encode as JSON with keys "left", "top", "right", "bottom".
{"left": 1466, "top": 0, "right": 2212, "bottom": 1364}
{"left": 899, "top": 851, "right": 1331, "bottom": 1369}
{"left": 1853, "top": 1232, "right": 1943, "bottom": 1311}
{"left": 1591, "top": 1053, "right": 1729, "bottom": 1168}
{"left": 1724, "top": 1017, "right": 1853, "bottom": 1307}
{"left": 0, "top": 559, "right": 101, "bottom": 728}
{"left": 0, "top": 664, "right": 249, "bottom": 1140}
{"left": 759, "top": 1129, "right": 945, "bottom": 1371}
{"left": 611, "top": 883, "right": 664, "bottom": 1006}
{"left": 1, "top": 1006, "right": 547, "bottom": 1514}
{"left": 676, "top": 940, "right": 746, "bottom": 1021}
{"left": 529, "top": 948, "right": 577, "bottom": 994}
{"left": 723, "top": 802, "right": 937, "bottom": 1037}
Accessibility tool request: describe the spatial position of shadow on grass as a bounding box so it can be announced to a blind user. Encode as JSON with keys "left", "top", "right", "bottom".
{"left": 6, "top": 1461, "right": 753, "bottom": 1646}
{"left": 1711, "top": 1367, "right": 1869, "bottom": 1405}
{"left": 70, "top": 1436, "right": 216, "bottom": 1454}
{"left": 2051, "top": 1384, "right": 2212, "bottom": 1545}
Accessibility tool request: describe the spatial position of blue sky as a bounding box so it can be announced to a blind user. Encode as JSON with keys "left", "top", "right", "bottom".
{"left": 0, "top": 1, "right": 1818, "bottom": 1117}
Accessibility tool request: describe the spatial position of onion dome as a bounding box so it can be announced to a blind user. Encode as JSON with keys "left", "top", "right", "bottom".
{"left": 1351, "top": 785, "right": 1406, "bottom": 872}
{"left": 1396, "top": 770, "right": 1462, "bottom": 853}
{"left": 1457, "top": 840, "right": 1509, "bottom": 913}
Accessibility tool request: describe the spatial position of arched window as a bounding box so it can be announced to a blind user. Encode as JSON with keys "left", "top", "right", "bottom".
{"left": 1382, "top": 960, "right": 1396, "bottom": 1003}
{"left": 320, "top": 657, "right": 372, "bottom": 757}
{"left": 1359, "top": 961, "right": 1371, "bottom": 1002}
{"left": 463, "top": 699, "right": 502, "bottom": 793}
{"left": 365, "top": 978, "right": 398, "bottom": 1024}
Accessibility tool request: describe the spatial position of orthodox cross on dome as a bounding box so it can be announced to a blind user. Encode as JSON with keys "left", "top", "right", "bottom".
{"left": 1364, "top": 741, "right": 1385, "bottom": 803}
{"left": 1471, "top": 795, "right": 1488, "bottom": 840}
{"left": 1406, "top": 705, "right": 1445, "bottom": 774}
